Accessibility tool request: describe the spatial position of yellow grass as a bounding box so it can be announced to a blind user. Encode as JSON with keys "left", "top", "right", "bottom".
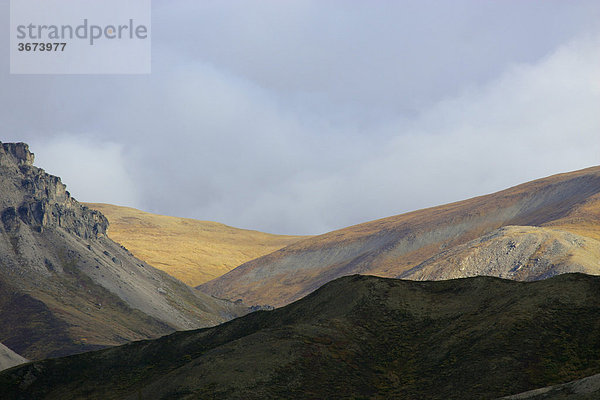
{"left": 84, "top": 203, "right": 306, "bottom": 286}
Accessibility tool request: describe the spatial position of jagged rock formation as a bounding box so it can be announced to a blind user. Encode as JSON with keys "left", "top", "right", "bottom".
{"left": 0, "top": 343, "right": 27, "bottom": 372}
{"left": 400, "top": 226, "right": 600, "bottom": 281}
{"left": 200, "top": 166, "right": 600, "bottom": 307}
{"left": 0, "top": 142, "right": 246, "bottom": 360}
{"left": 1, "top": 143, "right": 107, "bottom": 240}
{"left": 2, "top": 274, "right": 600, "bottom": 399}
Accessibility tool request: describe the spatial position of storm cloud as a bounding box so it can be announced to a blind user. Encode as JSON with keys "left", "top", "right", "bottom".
{"left": 1, "top": 0, "right": 599, "bottom": 234}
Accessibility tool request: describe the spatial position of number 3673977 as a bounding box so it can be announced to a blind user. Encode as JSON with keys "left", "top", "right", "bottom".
{"left": 17, "top": 43, "right": 66, "bottom": 51}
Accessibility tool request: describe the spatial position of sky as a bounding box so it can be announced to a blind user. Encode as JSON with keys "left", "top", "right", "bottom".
{"left": 1, "top": 0, "right": 599, "bottom": 235}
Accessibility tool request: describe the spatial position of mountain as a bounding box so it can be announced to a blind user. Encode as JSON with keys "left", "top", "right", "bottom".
{"left": 200, "top": 166, "right": 600, "bottom": 307}
{"left": 1, "top": 273, "right": 599, "bottom": 399}
{"left": 0, "top": 142, "right": 246, "bottom": 360}
{"left": 0, "top": 343, "right": 26, "bottom": 372}
{"left": 500, "top": 373, "right": 600, "bottom": 399}
{"left": 84, "top": 203, "right": 305, "bottom": 286}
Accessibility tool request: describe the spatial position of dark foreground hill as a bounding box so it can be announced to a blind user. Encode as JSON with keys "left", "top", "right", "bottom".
{"left": 2, "top": 273, "right": 599, "bottom": 400}
{"left": 0, "top": 142, "right": 246, "bottom": 361}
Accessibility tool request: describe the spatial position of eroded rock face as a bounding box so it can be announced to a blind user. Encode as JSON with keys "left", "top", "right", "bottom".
{"left": 0, "top": 142, "right": 107, "bottom": 239}
{"left": 1, "top": 143, "right": 34, "bottom": 166}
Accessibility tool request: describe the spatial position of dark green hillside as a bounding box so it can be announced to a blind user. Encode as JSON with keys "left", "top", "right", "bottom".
{"left": 1, "top": 273, "right": 600, "bottom": 399}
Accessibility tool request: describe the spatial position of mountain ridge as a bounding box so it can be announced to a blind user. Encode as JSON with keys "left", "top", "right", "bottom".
{"left": 200, "top": 166, "right": 600, "bottom": 306}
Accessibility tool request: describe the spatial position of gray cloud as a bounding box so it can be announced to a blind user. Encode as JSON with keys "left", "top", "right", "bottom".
{"left": 1, "top": 0, "right": 599, "bottom": 234}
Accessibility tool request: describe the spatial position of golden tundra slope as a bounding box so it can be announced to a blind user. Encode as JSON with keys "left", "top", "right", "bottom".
{"left": 200, "top": 166, "right": 600, "bottom": 307}
{"left": 84, "top": 203, "right": 306, "bottom": 286}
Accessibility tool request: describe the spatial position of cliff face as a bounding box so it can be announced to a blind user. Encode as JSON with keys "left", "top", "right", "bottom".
{"left": 0, "top": 143, "right": 107, "bottom": 240}
{"left": 0, "top": 142, "right": 246, "bottom": 360}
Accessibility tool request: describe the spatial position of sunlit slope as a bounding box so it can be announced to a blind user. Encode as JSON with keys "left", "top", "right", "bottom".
{"left": 84, "top": 203, "right": 306, "bottom": 286}
{"left": 200, "top": 166, "right": 600, "bottom": 307}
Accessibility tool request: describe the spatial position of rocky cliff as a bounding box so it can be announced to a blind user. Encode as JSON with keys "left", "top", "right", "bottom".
{"left": 0, "top": 142, "right": 246, "bottom": 360}
{"left": 1, "top": 143, "right": 107, "bottom": 240}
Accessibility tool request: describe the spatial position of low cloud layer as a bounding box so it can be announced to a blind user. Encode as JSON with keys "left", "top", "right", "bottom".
{"left": 1, "top": 1, "right": 599, "bottom": 234}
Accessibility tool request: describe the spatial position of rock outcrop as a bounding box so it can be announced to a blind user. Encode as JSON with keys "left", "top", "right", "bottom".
{"left": 0, "top": 142, "right": 247, "bottom": 360}
{"left": 0, "top": 143, "right": 107, "bottom": 239}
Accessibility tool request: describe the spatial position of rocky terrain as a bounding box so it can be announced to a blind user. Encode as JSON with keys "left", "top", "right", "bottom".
{"left": 0, "top": 142, "right": 247, "bottom": 360}
{"left": 1, "top": 273, "right": 599, "bottom": 399}
{"left": 400, "top": 225, "right": 600, "bottom": 281}
{"left": 0, "top": 343, "right": 27, "bottom": 372}
{"left": 85, "top": 203, "right": 305, "bottom": 286}
{"left": 200, "top": 166, "right": 600, "bottom": 307}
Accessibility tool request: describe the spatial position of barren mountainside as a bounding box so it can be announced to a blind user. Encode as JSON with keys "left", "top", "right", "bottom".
{"left": 0, "top": 142, "right": 246, "bottom": 360}
{"left": 84, "top": 203, "right": 305, "bottom": 286}
{"left": 400, "top": 225, "right": 600, "bottom": 281}
{"left": 2, "top": 273, "right": 599, "bottom": 399}
{"left": 200, "top": 166, "right": 600, "bottom": 307}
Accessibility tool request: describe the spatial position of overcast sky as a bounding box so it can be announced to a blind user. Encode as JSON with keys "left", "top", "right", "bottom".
{"left": 1, "top": 0, "right": 599, "bottom": 234}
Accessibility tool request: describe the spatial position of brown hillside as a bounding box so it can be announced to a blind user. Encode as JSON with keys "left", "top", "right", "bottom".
{"left": 200, "top": 166, "right": 600, "bottom": 307}
{"left": 84, "top": 203, "right": 306, "bottom": 286}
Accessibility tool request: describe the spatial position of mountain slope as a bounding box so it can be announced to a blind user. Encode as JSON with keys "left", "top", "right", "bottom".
{"left": 0, "top": 343, "right": 26, "bottom": 372}
{"left": 2, "top": 273, "right": 600, "bottom": 399}
{"left": 200, "top": 166, "right": 600, "bottom": 307}
{"left": 84, "top": 203, "right": 305, "bottom": 286}
{"left": 0, "top": 142, "right": 246, "bottom": 360}
{"left": 400, "top": 225, "right": 600, "bottom": 281}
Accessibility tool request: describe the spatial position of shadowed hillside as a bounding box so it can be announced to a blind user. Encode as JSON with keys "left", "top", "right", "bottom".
{"left": 85, "top": 203, "right": 305, "bottom": 286}
{"left": 200, "top": 166, "right": 600, "bottom": 307}
{"left": 1, "top": 273, "right": 599, "bottom": 399}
